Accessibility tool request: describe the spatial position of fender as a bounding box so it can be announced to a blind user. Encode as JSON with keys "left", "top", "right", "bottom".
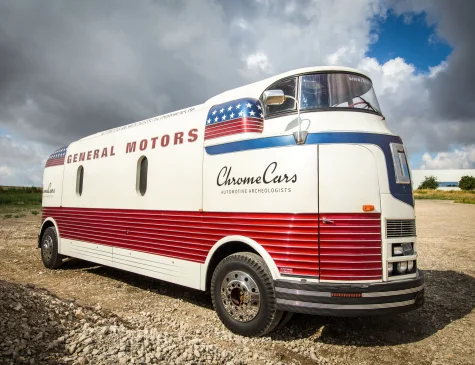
{"left": 38, "top": 217, "right": 61, "bottom": 250}
{"left": 200, "top": 235, "right": 280, "bottom": 291}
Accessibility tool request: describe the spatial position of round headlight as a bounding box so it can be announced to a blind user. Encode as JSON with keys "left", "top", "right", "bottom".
{"left": 407, "top": 260, "right": 414, "bottom": 272}
{"left": 396, "top": 261, "right": 408, "bottom": 274}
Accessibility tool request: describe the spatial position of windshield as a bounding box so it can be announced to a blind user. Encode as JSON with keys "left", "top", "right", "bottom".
{"left": 299, "top": 73, "right": 381, "bottom": 114}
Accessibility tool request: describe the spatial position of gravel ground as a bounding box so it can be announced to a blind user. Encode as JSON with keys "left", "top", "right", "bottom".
{"left": 0, "top": 199, "right": 474, "bottom": 364}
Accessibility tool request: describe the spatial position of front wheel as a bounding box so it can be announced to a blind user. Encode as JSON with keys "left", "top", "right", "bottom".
{"left": 41, "top": 226, "right": 63, "bottom": 269}
{"left": 211, "top": 252, "right": 283, "bottom": 337}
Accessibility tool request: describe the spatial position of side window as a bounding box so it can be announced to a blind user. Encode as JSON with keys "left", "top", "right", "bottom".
{"left": 137, "top": 156, "right": 148, "bottom": 196}
{"left": 261, "top": 77, "right": 297, "bottom": 117}
{"left": 390, "top": 143, "right": 411, "bottom": 184}
{"left": 76, "top": 166, "right": 84, "bottom": 196}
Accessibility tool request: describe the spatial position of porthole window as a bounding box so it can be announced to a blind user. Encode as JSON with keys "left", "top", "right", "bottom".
{"left": 137, "top": 156, "right": 148, "bottom": 196}
{"left": 76, "top": 166, "right": 84, "bottom": 196}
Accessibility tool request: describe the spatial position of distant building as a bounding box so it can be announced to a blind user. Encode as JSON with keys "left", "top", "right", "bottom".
{"left": 411, "top": 169, "right": 475, "bottom": 190}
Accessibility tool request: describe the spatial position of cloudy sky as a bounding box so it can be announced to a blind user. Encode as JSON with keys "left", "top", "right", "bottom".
{"left": 1, "top": 0, "right": 474, "bottom": 186}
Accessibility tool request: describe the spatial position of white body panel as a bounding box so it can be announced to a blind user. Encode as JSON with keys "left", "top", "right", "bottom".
{"left": 203, "top": 145, "right": 318, "bottom": 213}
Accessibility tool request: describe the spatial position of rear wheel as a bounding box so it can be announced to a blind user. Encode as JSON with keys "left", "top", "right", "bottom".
{"left": 41, "top": 226, "right": 63, "bottom": 269}
{"left": 211, "top": 252, "right": 283, "bottom": 337}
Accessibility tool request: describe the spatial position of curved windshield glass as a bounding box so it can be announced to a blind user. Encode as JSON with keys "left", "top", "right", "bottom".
{"left": 299, "top": 73, "right": 381, "bottom": 114}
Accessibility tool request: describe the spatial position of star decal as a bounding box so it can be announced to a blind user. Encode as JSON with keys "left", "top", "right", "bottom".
{"left": 236, "top": 103, "right": 241, "bottom": 109}
{"left": 238, "top": 111, "right": 244, "bottom": 117}
{"left": 249, "top": 110, "right": 255, "bottom": 116}
{"left": 227, "top": 106, "right": 232, "bottom": 111}
{"left": 246, "top": 103, "right": 252, "bottom": 108}
{"left": 207, "top": 118, "right": 211, "bottom": 124}
{"left": 257, "top": 104, "right": 262, "bottom": 110}
{"left": 212, "top": 110, "right": 217, "bottom": 115}
{"left": 214, "top": 117, "right": 218, "bottom": 122}
{"left": 222, "top": 115, "right": 227, "bottom": 120}
{"left": 230, "top": 112, "right": 235, "bottom": 118}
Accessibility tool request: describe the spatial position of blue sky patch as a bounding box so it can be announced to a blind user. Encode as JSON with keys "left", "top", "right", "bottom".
{"left": 368, "top": 12, "right": 452, "bottom": 72}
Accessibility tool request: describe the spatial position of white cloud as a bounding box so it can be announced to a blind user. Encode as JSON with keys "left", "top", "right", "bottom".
{"left": 0, "top": 135, "right": 49, "bottom": 186}
{"left": 244, "top": 52, "right": 272, "bottom": 75}
{"left": 421, "top": 145, "right": 475, "bottom": 169}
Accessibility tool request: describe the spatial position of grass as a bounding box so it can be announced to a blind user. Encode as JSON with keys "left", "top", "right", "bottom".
{"left": 414, "top": 189, "right": 475, "bottom": 204}
{"left": 0, "top": 186, "right": 42, "bottom": 214}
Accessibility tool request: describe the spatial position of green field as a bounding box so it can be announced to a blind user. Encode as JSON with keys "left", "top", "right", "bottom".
{"left": 0, "top": 186, "right": 42, "bottom": 216}
{"left": 414, "top": 189, "right": 475, "bottom": 204}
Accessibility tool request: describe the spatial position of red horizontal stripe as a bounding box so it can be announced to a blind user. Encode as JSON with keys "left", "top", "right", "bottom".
{"left": 42, "top": 208, "right": 382, "bottom": 280}
{"left": 205, "top": 117, "right": 263, "bottom": 140}
{"left": 205, "top": 117, "right": 263, "bottom": 130}
{"left": 205, "top": 127, "right": 263, "bottom": 140}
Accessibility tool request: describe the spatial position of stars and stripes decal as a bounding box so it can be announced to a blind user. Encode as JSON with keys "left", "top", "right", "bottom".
{"left": 45, "top": 146, "right": 68, "bottom": 168}
{"left": 205, "top": 98, "right": 264, "bottom": 140}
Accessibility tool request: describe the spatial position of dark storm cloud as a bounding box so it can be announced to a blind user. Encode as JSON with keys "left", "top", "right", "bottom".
{"left": 0, "top": 0, "right": 248, "bottom": 149}
{"left": 387, "top": 0, "right": 475, "bottom": 151}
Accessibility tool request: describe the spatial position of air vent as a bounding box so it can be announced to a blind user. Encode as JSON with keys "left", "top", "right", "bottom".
{"left": 386, "top": 219, "right": 416, "bottom": 238}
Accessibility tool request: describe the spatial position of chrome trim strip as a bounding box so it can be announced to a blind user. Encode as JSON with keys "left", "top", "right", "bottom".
{"left": 362, "top": 285, "right": 424, "bottom": 297}
{"left": 275, "top": 287, "right": 331, "bottom": 297}
{"left": 275, "top": 284, "right": 424, "bottom": 298}
{"left": 277, "top": 298, "right": 416, "bottom": 310}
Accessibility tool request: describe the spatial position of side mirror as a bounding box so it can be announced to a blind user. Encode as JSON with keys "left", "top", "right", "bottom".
{"left": 262, "top": 89, "right": 285, "bottom": 106}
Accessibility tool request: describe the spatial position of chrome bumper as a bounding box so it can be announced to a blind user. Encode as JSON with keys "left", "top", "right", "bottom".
{"left": 275, "top": 270, "right": 424, "bottom": 316}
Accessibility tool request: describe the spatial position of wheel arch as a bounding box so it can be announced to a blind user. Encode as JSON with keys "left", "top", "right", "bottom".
{"left": 38, "top": 218, "right": 60, "bottom": 248}
{"left": 201, "top": 235, "right": 279, "bottom": 291}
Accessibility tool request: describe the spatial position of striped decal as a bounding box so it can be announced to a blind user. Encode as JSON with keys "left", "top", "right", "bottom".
{"left": 205, "top": 98, "right": 264, "bottom": 141}
{"left": 45, "top": 146, "right": 68, "bottom": 168}
{"left": 45, "top": 156, "right": 66, "bottom": 168}
{"left": 319, "top": 213, "right": 382, "bottom": 281}
{"left": 42, "top": 208, "right": 382, "bottom": 280}
{"left": 204, "top": 117, "right": 263, "bottom": 140}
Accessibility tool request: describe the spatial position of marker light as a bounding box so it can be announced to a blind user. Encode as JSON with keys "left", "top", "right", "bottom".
{"left": 396, "top": 261, "right": 408, "bottom": 274}
{"left": 393, "top": 246, "right": 404, "bottom": 256}
{"left": 363, "top": 205, "right": 375, "bottom": 212}
{"left": 407, "top": 260, "right": 414, "bottom": 272}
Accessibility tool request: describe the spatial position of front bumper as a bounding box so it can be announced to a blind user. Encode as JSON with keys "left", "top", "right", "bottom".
{"left": 275, "top": 270, "right": 424, "bottom": 316}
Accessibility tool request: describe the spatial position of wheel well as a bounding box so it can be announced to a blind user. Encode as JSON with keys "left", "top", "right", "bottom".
{"left": 205, "top": 241, "right": 258, "bottom": 292}
{"left": 38, "top": 221, "right": 55, "bottom": 248}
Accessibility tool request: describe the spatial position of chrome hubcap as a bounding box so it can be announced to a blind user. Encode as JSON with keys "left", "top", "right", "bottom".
{"left": 220, "top": 270, "right": 260, "bottom": 322}
{"left": 42, "top": 235, "right": 53, "bottom": 262}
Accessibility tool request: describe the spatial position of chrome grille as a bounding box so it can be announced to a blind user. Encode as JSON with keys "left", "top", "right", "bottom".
{"left": 386, "top": 219, "right": 416, "bottom": 238}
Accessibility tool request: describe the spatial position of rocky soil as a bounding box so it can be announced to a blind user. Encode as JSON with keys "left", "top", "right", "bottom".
{"left": 0, "top": 200, "right": 474, "bottom": 364}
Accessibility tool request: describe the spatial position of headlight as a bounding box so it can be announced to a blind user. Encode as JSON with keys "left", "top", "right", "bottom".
{"left": 396, "top": 261, "right": 408, "bottom": 274}
{"left": 407, "top": 260, "right": 414, "bottom": 272}
{"left": 388, "top": 263, "right": 393, "bottom": 276}
{"left": 393, "top": 246, "right": 404, "bottom": 256}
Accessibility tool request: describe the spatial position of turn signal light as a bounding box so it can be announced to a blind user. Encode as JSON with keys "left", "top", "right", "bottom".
{"left": 331, "top": 293, "right": 362, "bottom": 298}
{"left": 363, "top": 205, "right": 375, "bottom": 212}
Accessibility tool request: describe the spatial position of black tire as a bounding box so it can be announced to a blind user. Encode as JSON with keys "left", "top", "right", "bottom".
{"left": 211, "top": 252, "right": 283, "bottom": 337}
{"left": 41, "top": 227, "right": 63, "bottom": 269}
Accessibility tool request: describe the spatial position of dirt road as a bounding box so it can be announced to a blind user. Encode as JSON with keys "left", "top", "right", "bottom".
{"left": 1, "top": 200, "right": 474, "bottom": 364}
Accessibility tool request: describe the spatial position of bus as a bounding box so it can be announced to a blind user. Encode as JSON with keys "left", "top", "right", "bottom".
{"left": 39, "top": 66, "right": 424, "bottom": 337}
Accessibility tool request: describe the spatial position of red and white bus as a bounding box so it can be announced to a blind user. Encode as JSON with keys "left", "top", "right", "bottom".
{"left": 39, "top": 66, "right": 424, "bottom": 336}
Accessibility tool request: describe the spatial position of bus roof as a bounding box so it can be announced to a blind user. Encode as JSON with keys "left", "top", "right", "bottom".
{"left": 79, "top": 66, "right": 369, "bottom": 141}
{"left": 205, "top": 66, "right": 370, "bottom": 106}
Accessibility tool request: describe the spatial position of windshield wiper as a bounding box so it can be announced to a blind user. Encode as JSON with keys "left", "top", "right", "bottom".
{"left": 356, "top": 96, "right": 377, "bottom": 112}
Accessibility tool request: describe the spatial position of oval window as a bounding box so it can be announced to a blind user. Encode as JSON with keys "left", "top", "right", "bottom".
{"left": 76, "top": 166, "right": 84, "bottom": 196}
{"left": 137, "top": 156, "right": 148, "bottom": 196}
